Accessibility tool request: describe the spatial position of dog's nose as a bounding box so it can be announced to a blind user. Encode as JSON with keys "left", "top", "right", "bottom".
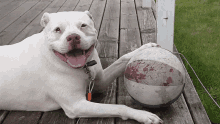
{"left": 67, "top": 34, "right": 81, "bottom": 50}
{"left": 66, "top": 34, "right": 81, "bottom": 44}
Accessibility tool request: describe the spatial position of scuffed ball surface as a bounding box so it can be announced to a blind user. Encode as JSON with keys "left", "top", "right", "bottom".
{"left": 124, "top": 60, "right": 183, "bottom": 86}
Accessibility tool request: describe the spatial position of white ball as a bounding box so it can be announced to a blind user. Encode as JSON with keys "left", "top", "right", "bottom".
{"left": 124, "top": 47, "right": 185, "bottom": 108}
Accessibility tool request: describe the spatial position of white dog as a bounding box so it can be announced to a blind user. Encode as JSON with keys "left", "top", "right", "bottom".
{"left": 0, "top": 11, "right": 163, "bottom": 124}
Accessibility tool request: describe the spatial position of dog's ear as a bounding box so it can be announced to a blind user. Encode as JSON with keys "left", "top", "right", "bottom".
{"left": 84, "top": 10, "right": 96, "bottom": 30}
{"left": 84, "top": 10, "right": 94, "bottom": 21}
{"left": 40, "top": 12, "right": 50, "bottom": 27}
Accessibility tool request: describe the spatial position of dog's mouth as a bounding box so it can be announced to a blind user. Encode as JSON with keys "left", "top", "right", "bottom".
{"left": 53, "top": 45, "right": 95, "bottom": 68}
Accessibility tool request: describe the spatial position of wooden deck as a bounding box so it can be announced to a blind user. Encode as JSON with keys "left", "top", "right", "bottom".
{"left": 0, "top": 0, "right": 212, "bottom": 123}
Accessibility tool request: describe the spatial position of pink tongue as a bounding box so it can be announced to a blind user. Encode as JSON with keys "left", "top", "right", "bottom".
{"left": 65, "top": 53, "right": 86, "bottom": 68}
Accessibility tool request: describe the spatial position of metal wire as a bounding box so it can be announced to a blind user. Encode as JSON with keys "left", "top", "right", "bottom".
{"left": 172, "top": 51, "right": 220, "bottom": 109}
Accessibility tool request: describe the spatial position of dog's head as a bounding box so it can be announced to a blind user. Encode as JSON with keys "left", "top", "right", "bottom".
{"left": 40, "top": 11, "right": 97, "bottom": 68}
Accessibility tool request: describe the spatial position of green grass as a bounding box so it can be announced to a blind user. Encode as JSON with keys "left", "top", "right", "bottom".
{"left": 174, "top": 0, "right": 220, "bottom": 123}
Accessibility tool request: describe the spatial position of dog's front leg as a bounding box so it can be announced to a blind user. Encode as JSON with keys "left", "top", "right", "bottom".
{"left": 94, "top": 42, "right": 161, "bottom": 92}
{"left": 48, "top": 79, "right": 162, "bottom": 124}
{"left": 74, "top": 99, "right": 162, "bottom": 124}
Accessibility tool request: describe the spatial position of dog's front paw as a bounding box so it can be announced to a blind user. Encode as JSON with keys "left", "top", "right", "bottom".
{"left": 120, "top": 42, "right": 161, "bottom": 61}
{"left": 131, "top": 110, "right": 163, "bottom": 124}
{"left": 139, "top": 42, "right": 161, "bottom": 50}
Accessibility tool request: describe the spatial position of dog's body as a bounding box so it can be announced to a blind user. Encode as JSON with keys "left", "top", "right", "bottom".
{"left": 0, "top": 11, "right": 162, "bottom": 124}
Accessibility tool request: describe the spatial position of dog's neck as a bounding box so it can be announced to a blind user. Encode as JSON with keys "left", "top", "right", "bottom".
{"left": 82, "top": 60, "right": 97, "bottom": 101}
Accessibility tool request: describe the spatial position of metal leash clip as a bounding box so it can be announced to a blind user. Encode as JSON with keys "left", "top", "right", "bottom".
{"left": 83, "top": 60, "right": 97, "bottom": 101}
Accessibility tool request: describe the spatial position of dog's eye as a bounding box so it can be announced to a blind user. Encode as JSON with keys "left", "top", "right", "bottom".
{"left": 55, "top": 27, "right": 61, "bottom": 32}
{"left": 81, "top": 23, "right": 87, "bottom": 27}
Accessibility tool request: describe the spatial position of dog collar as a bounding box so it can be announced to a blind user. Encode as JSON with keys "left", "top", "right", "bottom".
{"left": 83, "top": 60, "right": 97, "bottom": 101}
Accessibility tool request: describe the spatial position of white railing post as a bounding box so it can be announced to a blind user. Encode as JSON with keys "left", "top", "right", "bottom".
{"left": 142, "top": 0, "right": 151, "bottom": 8}
{"left": 156, "top": 0, "right": 175, "bottom": 52}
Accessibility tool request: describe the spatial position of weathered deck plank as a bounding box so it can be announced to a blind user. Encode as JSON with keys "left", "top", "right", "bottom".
{"left": 135, "top": 0, "right": 156, "bottom": 44}
{"left": 73, "top": 0, "right": 93, "bottom": 12}
{"left": 151, "top": 0, "right": 157, "bottom": 20}
{"left": 89, "top": 0, "right": 107, "bottom": 37}
{"left": 9, "top": 0, "right": 65, "bottom": 45}
{"left": 39, "top": 109, "right": 75, "bottom": 124}
{"left": 98, "top": 0, "right": 120, "bottom": 58}
{"left": 0, "top": 0, "right": 40, "bottom": 34}
{"left": 173, "top": 45, "right": 212, "bottom": 124}
{"left": 0, "top": 0, "right": 28, "bottom": 20}
{"left": 0, "top": 0, "right": 15, "bottom": 9}
{"left": 2, "top": 111, "right": 42, "bottom": 124}
{"left": 0, "top": 0, "right": 52, "bottom": 45}
{"left": 58, "top": 0, "right": 79, "bottom": 12}
{"left": 0, "top": 111, "right": 9, "bottom": 124}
